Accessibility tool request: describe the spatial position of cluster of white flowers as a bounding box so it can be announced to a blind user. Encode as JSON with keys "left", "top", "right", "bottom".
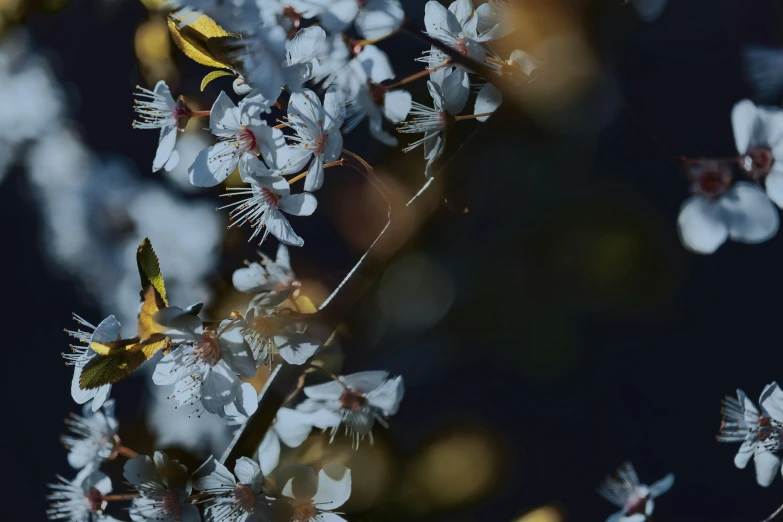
{"left": 677, "top": 99, "right": 783, "bottom": 254}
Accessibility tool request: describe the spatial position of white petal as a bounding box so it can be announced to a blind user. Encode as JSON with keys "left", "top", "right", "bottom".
{"left": 234, "top": 76, "right": 253, "bottom": 95}
{"left": 356, "top": 45, "right": 395, "bottom": 84}
{"left": 239, "top": 154, "right": 273, "bottom": 183}
{"left": 276, "top": 333, "right": 320, "bottom": 365}
{"left": 286, "top": 26, "right": 326, "bottom": 65}
{"left": 210, "top": 91, "right": 241, "bottom": 136}
{"left": 439, "top": 68, "right": 470, "bottom": 115}
{"left": 317, "top": 514, "right": 348, "bottom": 522}
{"left": 721, "top": 182, "right": 780, "bottom": 244}
{"left": 766, "top": 166, "right": 783, "bottom": 208}
{"left": 341, "top": 371, "right": 390, "bottom": 392}
{"left": 71, "top": 365, "right": 96, "bottom": 404}
{"left": 312, "top": 465, "right": 351, "bottom": 510}
{"left": 219, "top": 320, "right": 257, "bottom": 378}
{"left": 188, "top": 143, "right": 239, "bottom": 187}
{"left": 303, "top": 156, "right": 325, "bottom": 192}
{"left": 90, "top": 385, "right": 111, "bottom": 412}
{"left": 369, "top": 117, "right": 398, "bottom": 147}
{"left": 154, "top": 80, "right": 176, "bottom": 105}
{"left": 320, "top": 0, "right": 359, "bottom": 33}
{"left": 355, "top": 0, "right": 405, "bottom": 40}
{"left": 123, "top": 455, "right": 156, "bottom": 486}
{"left": 755, "top": 450, "right": 781, "bottom": 487}
{"left": 424, "top": 1, "right": 462, "bottom": 39}
{"left": 760, "top": 382, "right": 783, "bottom": 421}
{"left": 735, "top": 440, "right": 755, "bottom": 469}
{"left": 258, "top": 430, "right": 281, "bottom": 476}
{"left": 383, "top": 90, "right": 412, "bottom": 123}
{"left": 278, "top": 145, "right": 313, "bottom": 174}
{"left": 275, "top": 408, "right": 314, "bottom": 447}
{"left": 234, "top": 457, "right": 263, "bottom": 492}
{"left": 366, "top": 375, "right": 404, "bottom": 414}
{"left": 474, "top": 83, "right": 502, "bottom": 122}
{"left": 676, "top": 195, "right": 729, "bottom": 254}
{"left": 648, "top": 474, "right": 674, "bottom": 497}
{"left": 732, "top": 99, "right": 760, "bottom": 154}
{"left": 289, "top": 89, "right": 323, "bottom": 130}
{"left": 303, "top": 380, "right": 344, "bottom": 401}
{"left": 201, "top": 363, "right": 239, "bottom": 414}
{"left": 233, "top": 382, "right": 259, "bottom": 418}
{"left": 280, "top": 193, "right": 318, "bottom": 217}
{"left": 233, "top": 263, "right": 270, "bottom": 293}
{"left": 180, "top": 503, "right": 201, "bottom": 522}
{"left": 323, "top": 88, "right": 346, "bottom": 132}
{"left": 323, "top": 131, "right": 343, "bottom": 164}
{"left": 265, "top": 210, "right": 304, "bottom": 247}
{"left": 296, "top": 401, "right": 342, "bottom": 429}
{"left": 152, "top": 349, "right": 189, "bottom": 386}
{"left": 153, "top": 126, "right": 178, "bottom": 172}
{"left": 193, "top": 456, "right": 236, "bottom": 491}
{"left": 164, "top": 149, "right": 180, "bottom": 172}
{"left": 448, "top": 0, "right": 474, "bottom": 26}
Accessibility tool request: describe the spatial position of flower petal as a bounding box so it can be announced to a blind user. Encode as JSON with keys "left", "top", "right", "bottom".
{"left": 323, "top": 88, "right": 346, "bottom": 132}
{"left": 123, "top": 455, "right": 157, "bottom": 486}
{"left": 276, "top": 333, "right": 320, "bottom": 365}
{"left": 736, "top": 440, "right": 755, "bottom": 469}
{"left": 760, "top": 382, "right": 783, "bottom": 421}
{"left": 275, "top": 408, "right": 315, "bottom": 448}
{"left": 366, "top": 375, "right": 404, "bottom": 414}
{"left": 312, "top": 464, "right": 351, "bottom": 510}
{"left": 303, "top": 156, "right": 325, "bottom": 192}
{"left": 258, "top": 430, "right": 281, "bottom": 476}
{"left": 648, "top": 473, "right": 674, "bottom": 497}
{"left": 732, "top": 99, "right": 761, "bottom": 154}
{"left": 356, "top": 45, "right": 395, "bottom": 84}
{"left": 234, "top": 457, "right": 263, "bottom": 492}
{"left": 188, "top": 143, "right": 240, "bottom": 187}
{"left": 424, "top": 1, "right": 462, "bottom": 39}
{"left": 219, "top": 320, "right": 257, "bottom": 378}
{"left": 193, "top": 456, "right": 236, "bottom": 491}
{"left": 755, "top": 450, "right": 781, "bottom": 487}
{"left": 153, "top": 126, "right": 178, "bottom": 172}
{"left": 474, "top": 83, "right": 502, "bottom": 122}
{"left": 201, "top": 362, "right": 239, "bottom": 414}
{"left": 210, "top": 91, "right": 241, "bottom": 136}
{"left": 355, "top": 0, "right": 405, "bottom": 40}
{"left": 721, "top": 182, "right": 779, "bottom": 244}
{"left": 383, "top": 90, "right": 412, "bottom": 123}
{"left": 676, "top": 195, "right": 729, "bottom": 254}
{"left": 265, "top": 210, "right": 304, "bottom": 247}
{"left": 280, "top": 193, "right": 318, "bottom": 216}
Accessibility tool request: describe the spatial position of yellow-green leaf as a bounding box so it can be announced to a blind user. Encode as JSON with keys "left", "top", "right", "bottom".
{"left": 201, "top": 70, "right": 235, "bottom": 91}
{"left": 137, "top": 238, "right": 168, "bottom": 307}
{"left": 167, "top": 14, "right": 234, "bottom": 70}
{"left": 90, "top": 336, "right": 141, "bottom": 356}
{"left": 79, "top": 351, "right": 147, "bottom": 390}
{"left": 295, "top": 295, "right": 317, "bottom": 314}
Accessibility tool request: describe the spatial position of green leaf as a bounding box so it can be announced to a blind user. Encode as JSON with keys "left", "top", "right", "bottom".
{"left": 79, "top": 351, "right": 147, "bottom": 390}
{"left": 137, "top": 238, "right": 168, "bottom": 307}
{"left": 201, "top": 70, "right": 235, "bottom": 91}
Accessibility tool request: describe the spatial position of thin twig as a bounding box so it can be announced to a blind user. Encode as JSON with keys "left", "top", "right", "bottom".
{"left": 762, "top": 503, "right": 783, "bottom": 522}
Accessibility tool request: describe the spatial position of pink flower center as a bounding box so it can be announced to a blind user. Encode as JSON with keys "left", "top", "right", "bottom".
{"left": 742, "top": 146, "right": 774, "bottom": 180}
{"left": 238, "top": 126, "right": 259, "bottom": 155}
{"left": 234, "top": 484, "right": 256, "bottom": 512}
{"left": 455, "top": 38, "right": 468, "bottom": 56}
{"left": 174, "top": 96, "right": 193, "bottom": 131}
{"left": 260, "top": 187, "right": 280, "bottom": 208}
{"left": 162, "top": 489, "right": 182, "bottom": 521}
{"left": 85, "top": 488, "right": 105, "bottom": 513}
{"left": 194, "top": 331, "right": 220, "bottom": 366}
{"left": 625, "top": 494, "right": 648, "bottom": 517}
{"left": 339, "top": 389, "right": 367, "bottom": 411}
{"left": 291, "top": 499, "right": 317, "bottom": 522}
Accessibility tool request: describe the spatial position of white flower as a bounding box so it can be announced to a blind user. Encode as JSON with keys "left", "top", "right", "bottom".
{"left": 240, "top": 293, "right": 320, "bottom": 366}
{"left": 281, "top": 464, "right": 351, "bottom": 522}
{"left": 677, "top": 160, "right": 779, "bottom": 254}
{"left": 62, "top": 400, "right": 118, "bottom": 470}
{"left": 189, "top": 92, "right": 284, "bottom": 187}
{"left": 718, "top": 383, "right": 783, "bottom": 486}
{"left": 223, "top": 154, "right": 318, "bottom": 247}
{"left": 278, "top": 88, "right": 345, "bottom": 192}
{"left": 474, "top": 0, "right": 517, "bottom": 41}
{"left": 257, "top": 408, "right": 317, "bottom": 475}
{"left": 64, "top": 314, "right": 121, "bottom": 411}
{"left": 133, "top": 81, "right": 192, "bottom": 172}
{"left": 152, "top": 311, "right": 258, "bottom": 418}
{"left": 193, "top": 456, "right": 271, "bottom": 522}
{"left": 597, "top": 462, "right": 674, "bottom": 522}
{"left": 298, "top": 370, "right": 404, "bottom": 448}
{"left": 423, "top": 0, "right": 487, "bottom": 64}
{"left": 473, "top": 83, "right": 502, "bottom": 122}
{"left": 344, "top": 45, "right": 412, "bottom": 147}
{"left": 291, "top": 0, "right": 404, "bottom": 40}
{"left": 233, "top": 244, "right": 298, "bottom": 295}
{"left": 47, "top": 468, "right": 120, "bottom": 522}
{"left": 398, "top": 79, "right": 462, "bottom": 178}
{"left": 239, "top": 26, "right": 326, "bottom": 102}
{"left": 732, "top": 99, "right": 783, "bottom": 208}
{"left": 124, "top": 452, "right": 200, "bottom": 522}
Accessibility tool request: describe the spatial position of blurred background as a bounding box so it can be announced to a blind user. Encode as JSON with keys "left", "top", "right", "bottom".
{"left": 6, "top": 0, "right": 783, "bottom": 521}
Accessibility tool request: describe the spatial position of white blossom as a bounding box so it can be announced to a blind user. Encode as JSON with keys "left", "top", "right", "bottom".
{"left": 124, "top": 452, "right": 200, "bottom": 522}
{"left": 281, "top": 464, "right": 351, "bottom": 522}
{"left": 133, "top": 81, "right": 191, "bottom": 172}
{"left": 64, "top": 314, "right": 121, "bottom": 411}
{"left": 291, "top": 0, "right": 404, "bottom": 40}
{"left": 257, "top": 408, "right": 317, "bottom": 475}
{"left": 677, "top": 160, "right": 779, "bottom": 254}
{"left": 152, "top": 310, "right": 258, "bottom": 418}
{"left": 232, "top": 244, "right": 298, "bottom": 295}
{"left": 47, "top": 468, "right": 121, "bottom": 522}
{"left": 718, "top": 383, "right": 783, "bottom": 486}
{"left": 61, "top": 400, "right": 119, "bottom": 470}
{"left": 189, "top": 92, "right": 284, "bottom": 188}
{"left": 732, "top": 99, "right": 783, "bottom": 208}
{"left": 298, "top": 370, "right": 404, "bottom": 448}
{"left": 223, "top": 154, "right": 317, "bottom": 247}
{"left": 193, "top": 456, "right": 271, "bottom": 522}
{"left": 597, "top": 462, "right": 674, "bottom": 522}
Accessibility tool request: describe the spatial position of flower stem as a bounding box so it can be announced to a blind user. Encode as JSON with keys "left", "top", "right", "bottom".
{"left": 191, "top": 110, "right": 211, "bottom": 118}
{"left": 762, "top": 502, "right": 783, "bottom": 522}
{"left": 384, "top": 60, "right": 452, "bottom": 90}
{"left": 455, "top": 112, "right": 495, "bottom": 121}
{"left": 306, "top": 363, "right": 348, "bottom": 389}
{"left": 115, "top": 445, "right": 139, "bottom": 458}
{"left": 104, "top": 493, "right": 140, "bottom": 502}
{"left": 287, "top": 159, "right": 345, "bottom": 185}
{"left": 350, "top": 28, "right": 401, "bottom": 49}
{"left": 185, "top": 492, "right": 210, "bottom": 504}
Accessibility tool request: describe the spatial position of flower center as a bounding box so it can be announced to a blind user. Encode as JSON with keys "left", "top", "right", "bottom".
{"left": 291, "top": 499, "right": 317, "bottom": 522}
{"left": 625, "top": 494, "right": 648, "bottom": 517}
{"left": 455, "top": 38, "right": 468, "bottom": 56}
{"left": 368, "top": 82, "right": 387, "bottom": 105}
{"left": 85, "top": 488, "right": 105, "bottom": 513}
{"left": 234, "top": 484, "right": 256, "bottom": 513}
{"left": 742, "top": 146, "right": 774, "bottom": 180}
{"left": 239, "top": 126, "right": 259, "bottom": 155}
{"left": 174, "top": 96, "right": 193, "bottom": 131}
{"left": 162, "top": 489, "right": 182, "bottom": 521}
{"left": 251, "top": 314, "right": 281, "bottom": 336}
{"left": 260, "top": 187, "right": 280, "bottom": 208}
{"left": 339, "top": 389, "right": 367, "bottom": 411}
{"left": 194, "top": 331, "right": 220, "bottom": 366}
